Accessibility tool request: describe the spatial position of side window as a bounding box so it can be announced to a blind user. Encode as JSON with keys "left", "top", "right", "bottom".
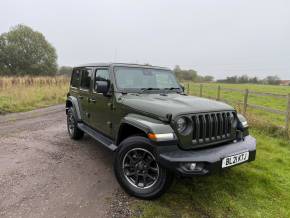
{"left": 94, "top": 68, "right": 110, "bottom": 90}
{"left": 71, "top": 69, "right": 80, "bottom": 88}
{"left": 80, "top": 68, "right": 93, "bottom": 90}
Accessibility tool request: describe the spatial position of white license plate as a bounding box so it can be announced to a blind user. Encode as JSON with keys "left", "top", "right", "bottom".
{"left": 222, "top": 151, "right": 249, "bottom": 168}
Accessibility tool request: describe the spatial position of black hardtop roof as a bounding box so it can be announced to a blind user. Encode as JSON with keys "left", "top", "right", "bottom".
{"left": 74, "top": 62, "right": 171, "bottom": 70}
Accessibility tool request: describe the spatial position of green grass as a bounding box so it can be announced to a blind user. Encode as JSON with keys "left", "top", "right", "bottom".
{"left": 186, "top": 83, "right": 290, "bottom": 129}
{"left": 0, "top": 76, "right": 69, "bottom": 114}
{"left": 133, "top": 129, "right": 290, "bottom": 218}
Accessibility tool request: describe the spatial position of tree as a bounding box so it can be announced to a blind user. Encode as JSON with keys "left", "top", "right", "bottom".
{"left": 264, "top": 75, "right": 280, "bottom": 85}
{"left": 0, "top": 24, "right": 57, "bottom": 75}
{"left": 203, "top": 75, "right": 214, "bottom": 82}
{"left": 173, "top": 65, "right": 199, "bottom": 81}
{"left": 173, "top": 65, "right": 181, "bottom": 73}
{"left": 58, "top": 66, "right": 73, "bottom": 76}
{"left": 188, "top": 69, "right": 198, "bottom": 81}
{"left": 249, "top": 77, "right": 258, "bottom": 84}
{"left": 239, "top": 75, "right": 249, "bottom": 83}
{"left": 173, "top": 65, "right": 182, "bottom": 80}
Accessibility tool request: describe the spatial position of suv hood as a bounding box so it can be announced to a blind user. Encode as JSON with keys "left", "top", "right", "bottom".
{"left": 119, "top": 93, "right": 234, "bottom": 121}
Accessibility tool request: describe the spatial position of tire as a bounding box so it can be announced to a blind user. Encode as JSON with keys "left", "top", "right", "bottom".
{"left": 114, "top": 136, "right": 173, "bottom": 199}
{"left": 67, "top": 107, "right": 84, "bottom": 140}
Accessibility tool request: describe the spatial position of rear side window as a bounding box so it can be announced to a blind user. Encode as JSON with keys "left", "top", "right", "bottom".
{"left": 71, "top": 69, "right": 80, "bottom": 88}
{"left": 80, "top": 68, "right": 93, "bottom": 90}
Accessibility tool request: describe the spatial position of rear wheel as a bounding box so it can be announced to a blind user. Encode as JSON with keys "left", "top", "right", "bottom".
{"left": 114, "top": 136, "right": 173, "bottom": 199}
{"left": 67, "top": 107, "right": 84, "bottom": 140}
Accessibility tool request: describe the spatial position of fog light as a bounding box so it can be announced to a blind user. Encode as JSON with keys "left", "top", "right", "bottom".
{"left": 181, "top": 162, "right": 204, "bottom": 172}
{"left": 189, "top": 163, "right": 196, "bottom": 171}
{"left": 184, "top": 162, "right": 196, "bottom": 171}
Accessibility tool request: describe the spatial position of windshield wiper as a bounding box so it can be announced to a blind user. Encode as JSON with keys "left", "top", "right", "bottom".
{"left": 163, "top": 87, "right": 182, "bottom": 93}
{"left": 164, "top": 87, "right": 180, "bottom": 90}
{"left": 140, "top": 88, "right": 160, "bottom": 93}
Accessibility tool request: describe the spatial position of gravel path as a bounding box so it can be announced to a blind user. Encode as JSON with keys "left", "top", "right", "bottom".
{"left": 0, "top": 105, "right": 133, "bottom": 218}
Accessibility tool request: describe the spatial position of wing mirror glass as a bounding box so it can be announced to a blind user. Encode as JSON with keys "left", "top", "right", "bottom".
{"left": 95, "top": 80, "right": 110, "bottom": 94}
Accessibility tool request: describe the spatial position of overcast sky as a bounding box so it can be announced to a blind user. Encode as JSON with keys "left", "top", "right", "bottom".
{"left": 1, "top": 0, "right": 290, "bottom": 79}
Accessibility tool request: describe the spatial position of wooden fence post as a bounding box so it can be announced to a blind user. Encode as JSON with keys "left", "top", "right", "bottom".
{"left": 243, "top": 89, "right": 249, "bottom": 115}
{"left": 187, "top": 83, "right": 190, "bottom": 95}
{"left": 217, "top": 85, "right": 221, "bottom": 101}
{"left": 286, "top": 93, "right": 290, "bottom": 136}
{"left": 199, "top": 84, "right": 203, "bottom": 97}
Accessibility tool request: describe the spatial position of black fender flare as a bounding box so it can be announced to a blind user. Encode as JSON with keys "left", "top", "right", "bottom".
{"left": 66, "top": 96, "right": 82, "bottom": 121}
{"left": 116, "top": 113, "right": 175, "bottom": 145}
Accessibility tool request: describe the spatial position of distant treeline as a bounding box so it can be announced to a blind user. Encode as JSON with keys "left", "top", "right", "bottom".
{"left": 173, "top": 65, "right": 214, "bottom": 82}
{"left": 172, "top": 65, "right": 285, "bottom": 86}
{"left": 217, "top": 75, "right": 282, "bottom": 85}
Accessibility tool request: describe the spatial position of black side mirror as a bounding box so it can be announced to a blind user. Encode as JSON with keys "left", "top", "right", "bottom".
{"left": 95, "top": 81, "right": 110, "bottom": 94}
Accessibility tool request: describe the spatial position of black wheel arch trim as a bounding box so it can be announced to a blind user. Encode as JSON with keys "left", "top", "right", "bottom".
{"left": 66, "top": 96, "right": 82, "bottom": 121}
{"left": 116, "top": 113, "right": 176, "bottom": 145}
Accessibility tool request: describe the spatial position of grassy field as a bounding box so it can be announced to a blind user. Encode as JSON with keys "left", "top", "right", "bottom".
{"left": 133, "top": 128, "right": 290, "bottom": 218}
{"left": 185, "top": 82, "right": 290, "bottom": 132}
{"left": 0, "top": 76, "right": 69, "bottom": 114}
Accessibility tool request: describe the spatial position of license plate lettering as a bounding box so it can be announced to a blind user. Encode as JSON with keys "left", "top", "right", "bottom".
{"left": 222, "top": 152, "right": 249, "bottom": 168}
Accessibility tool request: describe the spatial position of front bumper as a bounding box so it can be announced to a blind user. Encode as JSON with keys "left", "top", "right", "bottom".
{"left": 157, "top": 135, "right": 256, "bottom": 176}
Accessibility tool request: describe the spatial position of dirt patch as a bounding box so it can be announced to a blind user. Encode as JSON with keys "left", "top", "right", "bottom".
{"left": 0, "top": 105, "right": 132, "bottom": 217}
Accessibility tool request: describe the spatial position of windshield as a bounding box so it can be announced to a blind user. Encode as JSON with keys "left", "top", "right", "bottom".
{"left": 114, "top": 67, "right": 181, "bottom": 91}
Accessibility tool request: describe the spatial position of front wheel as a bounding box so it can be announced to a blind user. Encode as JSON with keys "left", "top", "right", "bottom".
{"left": 114, "top": 136, "right": 173, "bottom": 199}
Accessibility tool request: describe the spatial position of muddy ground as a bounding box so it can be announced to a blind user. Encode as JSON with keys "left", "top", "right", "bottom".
{"left": 0, "top": 105, "right": 133, "bottom": 218}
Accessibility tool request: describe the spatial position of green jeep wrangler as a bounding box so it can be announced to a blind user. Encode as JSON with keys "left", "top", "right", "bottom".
{"left": 66, "top": 63, "right": 256, "bottom": 199}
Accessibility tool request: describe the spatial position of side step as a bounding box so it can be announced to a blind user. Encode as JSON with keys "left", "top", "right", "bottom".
{"left": 77, "top": 123, "right": 117, "bottom": 151}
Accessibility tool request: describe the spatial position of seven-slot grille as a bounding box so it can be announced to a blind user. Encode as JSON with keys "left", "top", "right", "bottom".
{"left": 192, "top": 111, "right": 236, "bottom": 145}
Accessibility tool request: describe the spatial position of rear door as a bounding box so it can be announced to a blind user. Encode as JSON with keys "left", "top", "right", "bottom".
{"left": 79, "top": 67, "right": 93, "bottom": 125}
{"left": 88, "top": 68, "right": 112, "bottom": 136}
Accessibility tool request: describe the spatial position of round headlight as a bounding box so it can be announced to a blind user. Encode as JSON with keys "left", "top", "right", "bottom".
{"left": 176, "top": 117, "right": 187, "bottom": 133}
{"left": 237, "top": 113, "right": 247, "bottom": 128}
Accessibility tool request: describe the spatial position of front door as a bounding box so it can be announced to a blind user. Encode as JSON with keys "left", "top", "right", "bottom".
{"left": 88, "top": 68, "right": 112, "bottom": 136}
